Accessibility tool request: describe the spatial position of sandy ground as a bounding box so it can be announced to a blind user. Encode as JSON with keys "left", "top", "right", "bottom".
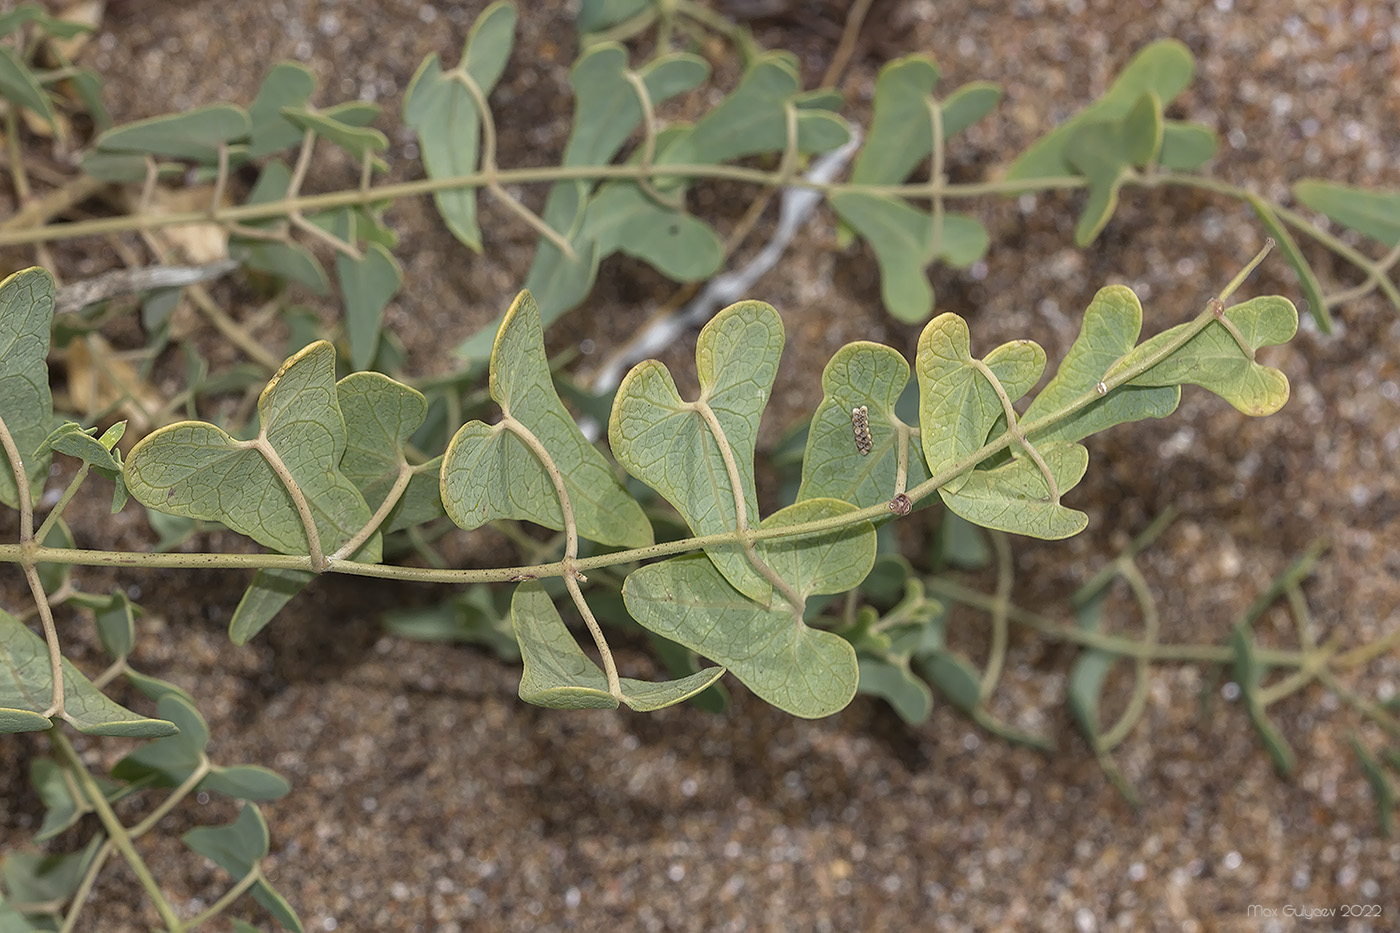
{"left": 2, "top": 1, "right": 1400, "bottom": 931}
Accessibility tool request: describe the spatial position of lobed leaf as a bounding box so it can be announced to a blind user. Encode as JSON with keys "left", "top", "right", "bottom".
{"left": 938, "top": 441, "right": 1089, "bottom": 539}
{"left": 829, "top": 192, "right": 987, "bottom": 323}
{"left": 124, "top": 341, "right": 380, "bottom": 560}
{"left": 1293, "top": 179, "right": 1400, "bottom": 248}
{"left": 624, "top": 553, "right": 859, "bottom": 719}
{"left": 797, "top": 341, "right": 931, "bottom": 508}
{"left": 1023, "top": 285, "right": 1180, "bottom": 444}
{"left": 916, "top": 313, "right": 1046, "bottom": 490}
{"left": 403, "top": 2, "right": 517, "bottom": 250}
{"left": 0, "top": 267, "right": 56, "bottom": 509}
{"left": 610, "top": 300, "right": 782, "bottom": 599}
{"left": 1004, "top": 38, "right": 1194, "bottom": 181}
{"left": 182, "top": 804, "right": 302, "bottom": 933}
{"left": 582, "top": 182, "right": 724, "bottom": 281}
{"left": 1111, "top": 295, "right": 1297, "bottom": 416}
{"left": 0, "top": 609, "right": 177, "bottom": 737}
{"left": 1063, "top": 92, "right": 1163, "bottom": 245}
{"left": 247, "top": 61, "right": 316, "bottom": 158}
{"left": 441, "top": 291, "right": 653, "bottom": 548}
{"left": 511, "top": 581, "right": 724, "bottom": 711}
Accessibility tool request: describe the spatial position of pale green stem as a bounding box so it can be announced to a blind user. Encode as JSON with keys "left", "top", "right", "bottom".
{"left": 330, "top": 461, "right": 414, "bottom": 561}
{"left": 129, "top": 757, "right": 213, "bottom": 839}
{"left": 692, "top": 401, "right": 805, "bottom": 612}
{"left": 0, "top": 164, "right": 1088, "bottom": 248}
{"left": 969, "top": 358, "right": 1059, "bottom": 503}
{"left": 35, "top": 463, "right": 90, "bottom": 546}
{"left": 456, "top": 69, "right": 577, "bottom": 258}
{"left": 50, "top": 731, "right": 182, "bottom": 931}
{"left": 1097, "top": 561, "right": 1159, "bottom": 750}
{"left": 502, "top": 415, "right": 624, "bottom": 697}
{"left": 252, "top": 436, "right": 325, "bottom": 571}
{"left": 184, "top": 864, "right": 264, "bottom": 932}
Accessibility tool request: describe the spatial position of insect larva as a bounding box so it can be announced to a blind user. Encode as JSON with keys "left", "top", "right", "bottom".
{"left": 851, "top": 405, "right": 872, "bottom": 455}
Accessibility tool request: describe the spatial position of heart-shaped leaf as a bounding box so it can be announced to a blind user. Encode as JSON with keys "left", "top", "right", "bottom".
{"left": 1023, "top": 285, "right": 1180, "bottom": 444}
{"left": 1064, "top": 92, "right": 1163, "bottom": 245}
{"left": 916, "top": 313, "right": 1046, "bottom": 489}
{"left": 1005, "top": 39, "right": 1194, "bottom": 181}
{"left": 623, "top": 498, "right": 873, "bottom": 718}
{"left": 182, "top": 804, "right": 302, "bottom": 933}
{"left": 797, "top": 341, "right": 932, "bottom": 507}
{"left": 938, "top": 441, "right": 1089, "bottom": 539}
{"left": 403, "top": 2, "right": 516, "bottom": 250}
{"left": 610, "top": 300, "right": 783, "bottom": 599}
{"left": 0, "top": 267, "right": 55, "bottom": 509}
{"left": 125, "top": 341, "right": 380, "bottom": 561}
{"left": 511, "top": 581, "right": 724, "bottom": 711}
{"left": 0, "top": 609, "right": 176, "bottom": 737}
{"left": 441, "top": 291, "right": 653, "bottom": 548}
{"left": 1111, "top": 295, "right": 1297, "bottom": 416}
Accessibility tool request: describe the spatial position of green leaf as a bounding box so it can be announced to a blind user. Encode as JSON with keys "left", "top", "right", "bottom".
{"left": 281, "top": 104, "right": 388, "bottom": 162}
{"left": 124, "top": 341, "right": 380, "bottom": 560}
{"left": 919, "top": 650, "right": 981, "bottom": 712}
{"left": 200, "top": 765, "right": 291, "bottom": 802}
{"left": 1111, "top": 295, "right": 1297, "bottom": 416}
{"left": 37, "top": 420, "right": 120, "bottom": 473}
{"left": 402, "top": 2, "right": 517, "bottom": 250}
{"left": 1229, "top": 626, "right": 1296, "bottom": 775}
{"left": 382, "top": 586, "right": 519, "bottom": 660}
{"left": 0, "top": 609, "right": 177, "bottom": 737}
{"left": 916, "top": 312, "right": 1046, "bottom": 490}
{"left": 0, "top": 836, "right": 102, "bottom": 916}
{"left": 1294, "top": 178, "right": 1400, "bottom": 248}
{"left": 337, "top": 371, "right": 442, "bottom": 533}
{"left": 182, "top": 804, "right": 302, "bottom": 933}
{"left": 857, "top": 654, "right": 933, "bottom": 725}
{"left": 659, "top": 53, "right": 850, "bottom": 169}
{"left": 0, "top": 267, "right": 55, "bottom": 509}
{"left": 1004, "top": 39, "right": 1195, "bottom": 181}
{"left": 1246, "top": 195, "right": 1332, "bottom": 333}
{"left": 94, "top": 103, "right": 250, "bottom": 163}
{"left": 938, "top": 441, "right": 1089, "bottom": 539}
{"left": 30, "top": 758, "right": 121, "bottom": 843}
{"left": 1023, "top": 285, "right": 1181, "bottom": 444}
{"left": 111, "top": 694, "right": 207, "bottom": 786}
{"left": 563, "top": 45, "right": 708, "bottom": 169}
{"left": 336, "top": 242, "right": 401, "bottom": 371}
{"left": 229, "top": 569, "right": 313, "bottom": 646}
{"left": 850, "top": 56, "right": 939, "bottom": 186}
{"left": 511, "top": 581, "right": 724, "bottom": 711}
{"left": 610, "top": 300, "right": 782, "bottom": 599}
{"left": 797, "top": 341, "right": 931, "bottom": 508}
{"left": 93, "top": 592, "right": 136, "bottom": 659}
{"left": 936, "top": 511, "right": 990, "bottom": 570}
{"left": 1064, "top": 92, "right": 1163, "bottom": 245}
{"left": 582, "top": 182, "right": 724, "bottom": 281}
{"left": 577, "top": 0, "right": 652, "bottom": 32}
{"left": 828, "top": 193, "right": 987, "bottom": 323}
{"left": 34, "top": 520, "right": 72, "bottom": 596}
{"left": 1159, "top": 120, "right": 1217, "bottom": 170}
{"left": 0, "top": 45, "right": 56, "bottom": 127}
{"left": 441, "top": 291, "right": 653, "bottom": 548}
{"left": 624, "top": 552, "right": 859, "bottom": 720}
{"left": 247, "top": 61, "right": 316, "bottom": 159}
{"left": 940, "top": 81, "right": 1002, "bottom": 139}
